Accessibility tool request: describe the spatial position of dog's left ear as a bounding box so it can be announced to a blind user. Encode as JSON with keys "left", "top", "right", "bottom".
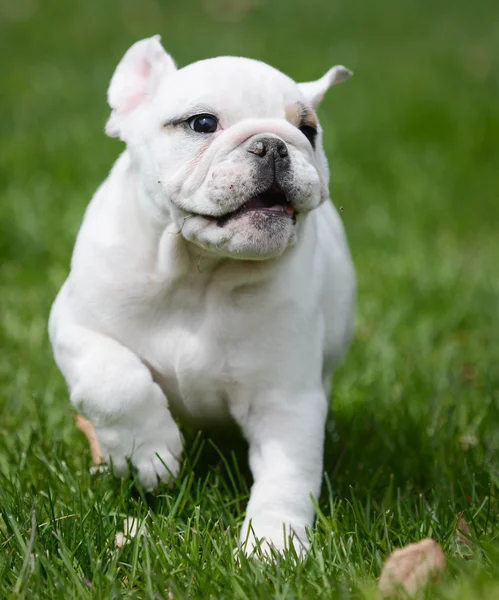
{"left": 106, "top": 35, "right": 176, "bottom": 138}
{"left": 298, "top": 65, "right": 352, "bottom": 110}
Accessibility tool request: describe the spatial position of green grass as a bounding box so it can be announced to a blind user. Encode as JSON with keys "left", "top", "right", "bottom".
{"left": 1, "top": 0, "right": 499, "bottom": 597}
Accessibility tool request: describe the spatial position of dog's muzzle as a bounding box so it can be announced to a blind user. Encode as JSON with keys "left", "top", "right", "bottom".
{"left": 210, "top": 136, "right": 294, "bottom": 226}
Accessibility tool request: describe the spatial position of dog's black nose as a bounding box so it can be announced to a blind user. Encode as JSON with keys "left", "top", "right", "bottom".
{"left": 247, "top": 136, "right": 289, "bottom": 159}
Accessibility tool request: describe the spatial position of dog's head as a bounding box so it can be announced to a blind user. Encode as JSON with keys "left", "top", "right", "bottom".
{"left": 106, "top": 36, "right": 351, "bottom": 260}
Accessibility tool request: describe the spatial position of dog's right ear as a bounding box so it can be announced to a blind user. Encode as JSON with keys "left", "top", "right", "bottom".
{"left": 105, "top": 35, "right": 176, "bottom": 138}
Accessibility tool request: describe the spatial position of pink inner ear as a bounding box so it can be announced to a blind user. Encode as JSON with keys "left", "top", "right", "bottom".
{"left": 121, "top": 57, "right": 153, "bottom": 114}
{"left": 138, "top": 56, "right": 152, "bottom": 80}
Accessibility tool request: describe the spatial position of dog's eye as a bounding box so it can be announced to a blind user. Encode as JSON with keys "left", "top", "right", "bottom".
{"left": 188, "top": 114, "right": 219, "bottom": 134}
{"left": 299, "top": 125, "right": 317, "bottom": 148}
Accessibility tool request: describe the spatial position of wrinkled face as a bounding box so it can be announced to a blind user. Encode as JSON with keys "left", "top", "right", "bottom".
{"left": 108, "top": 39, "right": 351, "bottom": 260}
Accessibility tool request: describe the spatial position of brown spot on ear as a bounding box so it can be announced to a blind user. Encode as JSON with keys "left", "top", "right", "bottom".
{"left": 285, "top": 102, "right": 318, "bottom": 129}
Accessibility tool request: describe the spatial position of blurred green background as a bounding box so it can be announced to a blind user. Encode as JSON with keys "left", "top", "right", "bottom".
{"left": 1, "top": 0, "right": 499, "bottom": 597}
{"left": 2, "top": 0, "right": 498, "bottom": 458}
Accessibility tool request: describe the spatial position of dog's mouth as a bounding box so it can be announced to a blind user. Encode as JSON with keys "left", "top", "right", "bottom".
{"left": 215, "top": 185, "right": 296, "bottom": 226}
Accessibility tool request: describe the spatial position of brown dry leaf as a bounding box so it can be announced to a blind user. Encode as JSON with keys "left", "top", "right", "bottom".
{"left": 76, "top": 415, "right": 104, "bottom": 466}
{"left": 378, "top": 538, "right": 446, "bottom": 597}
{"left": 456, "top": 513, "right": 473, "bottom": 548}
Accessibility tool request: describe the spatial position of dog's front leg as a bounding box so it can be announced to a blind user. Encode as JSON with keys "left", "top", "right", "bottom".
{"left": 50, "top": 312, "right": 182, "bottom": 491}
{"left": 235, "top": 390, "right": 328, "bottom": 556}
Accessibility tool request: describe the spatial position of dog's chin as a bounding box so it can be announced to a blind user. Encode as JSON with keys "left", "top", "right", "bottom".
{"left": 182, "top": 211, "right": 298, "bottom": 261}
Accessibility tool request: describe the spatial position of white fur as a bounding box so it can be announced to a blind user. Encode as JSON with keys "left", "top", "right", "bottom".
{"left": 298, "top": 65, "right": 353, "bottom": 110}
{"left": 49, "top": 36, "right": 355, "bottom": 556}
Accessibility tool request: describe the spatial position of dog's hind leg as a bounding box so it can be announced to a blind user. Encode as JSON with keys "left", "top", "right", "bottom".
{"left": 234, "top": 389, "right": 327, "bottom": 557}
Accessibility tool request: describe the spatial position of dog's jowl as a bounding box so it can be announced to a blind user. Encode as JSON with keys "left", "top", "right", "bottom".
{"left": 49, "top": 35, "right": 356, "bottom": 556}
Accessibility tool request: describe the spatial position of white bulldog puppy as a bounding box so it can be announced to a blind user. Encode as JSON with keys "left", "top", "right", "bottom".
{"left": 49, "top": 35, "right": 356, "bottom": 555}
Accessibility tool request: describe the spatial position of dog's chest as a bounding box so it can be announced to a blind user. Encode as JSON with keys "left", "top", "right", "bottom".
{"left": 120, "top": 279, "right": 261, "bottom": 426}
{"left": 148, "top": 326, "right": 230, "bottom": 425}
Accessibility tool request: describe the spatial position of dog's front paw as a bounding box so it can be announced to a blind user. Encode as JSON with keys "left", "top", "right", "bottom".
{"left": 239, "top": 514, "right": 310, "bottom": 559}
{"left": 96, "top": 415, "right": 183, "bottom": 491}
